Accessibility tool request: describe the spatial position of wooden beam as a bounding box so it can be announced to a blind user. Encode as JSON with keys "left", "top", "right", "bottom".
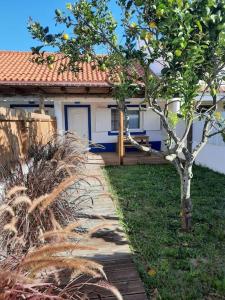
{"left": 60, "top": 87, "right": 67, "bottom": 92}
{"left": 118, "top": 110, "right": 125, "bottom": 165}
{"left": 37, "top": 87, "right": 48, "bottom": 94}
{"left": 14, "top": 87, "right": 27, "bottom": 95}
{"left": 36, "top": 95, "right": 46, "bottom": 114}
{"left": 0, "top": 85, "right": 114, "bottom": 96}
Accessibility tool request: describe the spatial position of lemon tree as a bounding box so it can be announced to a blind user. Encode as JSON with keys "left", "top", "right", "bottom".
{"left": 28, "top": 0, "right": 225, "bottom": 231}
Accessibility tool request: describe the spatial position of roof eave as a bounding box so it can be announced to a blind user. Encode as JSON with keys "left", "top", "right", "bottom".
{"left": 0, "top": 81, "right": 112, "bottom": 88}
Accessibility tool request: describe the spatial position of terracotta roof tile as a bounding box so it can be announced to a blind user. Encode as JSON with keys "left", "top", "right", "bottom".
{"left": 0, "top": 51, "right": 111, "bottom": 87}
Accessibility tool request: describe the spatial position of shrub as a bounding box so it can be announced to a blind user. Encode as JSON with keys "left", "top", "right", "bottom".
{"left": 0, "top": 133, "right": 87, "bottom": 196}
{"left": 0, "top": 133, "right": 122, "bottom": 299}
{"left": 0, "top": 134, "right": 102, "bottom": 253}
{"left": 0, "top": 227, "right": 122, "bottom": 300}
{"left": 0, "top": 170, "right": 105, "bottom": 254}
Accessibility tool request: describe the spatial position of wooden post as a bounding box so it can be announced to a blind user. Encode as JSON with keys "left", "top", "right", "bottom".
{"left": 118, "top": 110, "right": 124, "bottom": 165}
{"left": 39, "top": 95, "right": 46, "bottom": 114}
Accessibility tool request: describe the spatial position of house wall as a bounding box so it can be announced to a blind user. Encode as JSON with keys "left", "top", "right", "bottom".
{"left": 193, "top": 142, "right": 225, "bottom": 174}
{"left": 193, "top": 113, "right": 225, "bottom": 174}
{"left": 0, "top": 95, "right": 163, "bottom": 152}
{"left": 58, "top": 97, "right": 163, "bottom": 152}
{"left": 0, "top": 96, "right": 55, "bottom": 115}
{"left": 161, "top": 98, "right": 225, "bottom": 173}
{"left": 2, "top": 95, "right": 225, "bottom": 161}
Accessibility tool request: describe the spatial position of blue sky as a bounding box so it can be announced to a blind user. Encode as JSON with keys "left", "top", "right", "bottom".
{"left": 0, "top": 0, "right": 121, "bottom": 52}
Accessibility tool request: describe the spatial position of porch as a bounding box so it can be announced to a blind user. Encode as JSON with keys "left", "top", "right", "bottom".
{"left": 87, "top": 152, "right": 168, "bottom": 166}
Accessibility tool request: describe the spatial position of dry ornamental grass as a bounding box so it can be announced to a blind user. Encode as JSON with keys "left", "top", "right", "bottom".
{"left": 0, "top": 133, "right": 122, "bottom": 299}
{"left": 0, "top": 134, "right": 102, "bottom": 253}
{"left": 0, "top": 225, "right": 122, "bottom": 300}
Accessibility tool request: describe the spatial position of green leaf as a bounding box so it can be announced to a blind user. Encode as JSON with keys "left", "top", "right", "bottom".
{"left": 127, "top": 0, "right": 132, "bottom": 9}
{"left": 134, "top": 0, "right": 144, "bottom": 6}
{"left": 43, "top": 27, "right": 49, "bottom": 34}
{"left": 31, "top": 46, "right": 43, "bottom": 55}
{"left": 210, "top": 14, "right": 217, "bottom": 23}
{"left": 168, "top": 112, "right": 179, "bottom": 127}
{"left": 196, "top": 20, "right": 202, "bottom": 33}
{"left": 45, "top": 34, "right": 54, "bottom": 43}
{"left": 177, "top": 0, "right": 183, "bottom": 8}
{"left": 55, "top": 9, "right": 62, "bottom": 16}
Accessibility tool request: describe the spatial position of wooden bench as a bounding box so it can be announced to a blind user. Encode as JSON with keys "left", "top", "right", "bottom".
{"left": 117, "top": 135, "right": 150, "bottom": 153}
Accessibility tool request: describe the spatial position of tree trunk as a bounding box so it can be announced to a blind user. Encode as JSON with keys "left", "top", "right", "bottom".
{"left": 180, "top": 164, "right": 193, "bottom": 231}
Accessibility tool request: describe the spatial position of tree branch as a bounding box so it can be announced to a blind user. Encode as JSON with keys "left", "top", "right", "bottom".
{"left": 192, "top": 118, "right": 211, "bottom": 159}
{"left": 206, "top": 128, "right": 225, "bottom": 138}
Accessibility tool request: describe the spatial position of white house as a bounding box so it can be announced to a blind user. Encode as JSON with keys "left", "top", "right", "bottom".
{"left": 0, "top": 51, "right": 162, "bottom": 153}
{"left": 1, "top": 51, "right": 225, "bottom": 172}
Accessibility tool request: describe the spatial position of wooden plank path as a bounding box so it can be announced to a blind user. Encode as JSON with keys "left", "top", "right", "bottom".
{"left": 75, "top": 153, "right": 148, "bottom": 300}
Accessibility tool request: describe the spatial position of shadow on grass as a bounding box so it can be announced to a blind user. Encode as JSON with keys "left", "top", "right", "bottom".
{"left": 104, "top": 164, "right": 225, "bottom": 299}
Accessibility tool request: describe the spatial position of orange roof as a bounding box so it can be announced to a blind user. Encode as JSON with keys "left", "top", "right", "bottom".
{"left": 0, "top": 51, "right": 111, "bottom": 87}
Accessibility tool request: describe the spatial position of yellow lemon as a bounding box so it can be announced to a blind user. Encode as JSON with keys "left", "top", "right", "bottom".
{"left": 62, "top": 33, "right": 69, "bottom": 40}
{"left": 66, "top": 3, "right": 72, "bottom": 10}
{"left": 130, "top": 22, "right": 137, "bottom": 28}
{"left": 214, "top": 112, "right": 222, "bottom": 121}
{"left": 145, "top": 32, "right": 153, "bottom": 41}
{"left": 148, "top": 268, "right": 157, "bottom": 277}
{"left": 140, "top": 30, "right": 153, "bottom": 41}
{"left": 156, "top": 8, "right": 164, "bottom": 18}
{"left": 149, "top": 21, "right": 157, "bottom": 29}
{"left": 175, "top": 49, "right": 182, "bottom": 57}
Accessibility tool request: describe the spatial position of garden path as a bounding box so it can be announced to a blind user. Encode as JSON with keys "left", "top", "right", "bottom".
{"left": 75, "top": 153, "right": 148, "bottom": 300}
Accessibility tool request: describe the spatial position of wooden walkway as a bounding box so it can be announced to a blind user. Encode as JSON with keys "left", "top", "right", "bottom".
{"left": 88, "top": 152, "right": 167, "bottom": 166}
{"left": 76, "top": 153, "right": 148, "bottom": 300}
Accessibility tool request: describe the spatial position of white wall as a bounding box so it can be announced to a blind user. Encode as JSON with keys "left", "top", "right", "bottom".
{"left": 3, "top": 95, "right": 225, "bottom": 161}
{"left": 58, "top": 98, "right": 163, "bottom": 146}
{"left": 0, "top": 96, "right": 163, "bottom": 149}
{"left": 0, "top": 95, "right": 55, "bottom": 115}
{"left": 193, "top": 114, "right": 225, "bottom": 174}
{"left": 194, "top": 142, "right": 225, "bottom": 174}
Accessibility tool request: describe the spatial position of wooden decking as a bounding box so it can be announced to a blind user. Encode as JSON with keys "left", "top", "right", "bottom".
{"left": 75, "top": 154, "right": 148, "bottom": 299}
{"left": 90, "top": 257, "right": 148, "bottom": 299}
{"left": 88, "top": 151, "right": 167, "bottom": 166}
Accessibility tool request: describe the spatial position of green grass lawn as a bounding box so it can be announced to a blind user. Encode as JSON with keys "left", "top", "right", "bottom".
{"left": 104, "top": 164, "right": 225, "bottom": 300}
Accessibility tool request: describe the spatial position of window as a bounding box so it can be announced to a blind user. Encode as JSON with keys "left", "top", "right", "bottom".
{"left": 128, "top": 110, "right": 140, "bottom": 129}
{"left": 197, "top": 105, "right": 212, "bottom": 113}
{"left": 111, "top": 109, "right": 140, "bottom": 131}
{"left": 111, "top": 109, "right": 120, "bottom": 131}
{"left": 10, "top": 105, "right": 55, "bottom": 116}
